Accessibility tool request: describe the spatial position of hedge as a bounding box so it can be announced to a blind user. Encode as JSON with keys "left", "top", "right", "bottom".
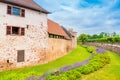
{"left": 46, "top": 53, "right": 110, "bottom": 80}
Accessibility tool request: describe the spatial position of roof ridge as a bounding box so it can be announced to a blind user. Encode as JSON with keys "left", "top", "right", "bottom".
{"left": 48, "top": 19, "right": 71, "bottom": 39}
{"left": 48, "top": 19, "right": 60, "bottom": 26}
{"left": 32, "top": 0, "right": 48, "bottom": 13}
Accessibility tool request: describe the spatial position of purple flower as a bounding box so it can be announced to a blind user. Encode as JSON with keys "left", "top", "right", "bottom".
{"left": 96, "top": 48, "right": 106, "bottom": 53}
{"left": 26, "top": 76, "right": 35, "bottom": 80}
{"left": 38, "top": 76, "right": 45, "bottom": 80}
{"left": 59, "top": 59, "right": 89, "bottom": 72}
{"left": 59, "top": 65, "right": 71, "bottom": 72}
{"left": 72, "top": 59, "right": 89, "bottom": 68}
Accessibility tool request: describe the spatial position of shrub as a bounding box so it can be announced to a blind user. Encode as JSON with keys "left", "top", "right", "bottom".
{"left": 47, "top": 69, "right": 82, "bottom": 80}
{"left": 75, "top": 53, "right": 110, "bottom": 75}
{"left": 86, "top": 46, "right": 97, "bottom": 54}
{"left": 46, "top": 76, "right": 58, "bottom": 80}
{"left": 46, "top": 74, "right": 68, "bottom": 80}
{"left": 73, "top": 70, "right": 82, "bottom": 78}
{"left": 88, "top": 62, "right": 100, "bottom": 71}
{"left": 63, "top": 70, "right": 82, "bottom": 80}
{"left": 59, "top": 74, "right": 68, "bottom": 80}
{"left": 46, "top": 50, "right": 110, "bottom": 80}
{"left": 76, "top": 64, "right": 94, "bottom": 75}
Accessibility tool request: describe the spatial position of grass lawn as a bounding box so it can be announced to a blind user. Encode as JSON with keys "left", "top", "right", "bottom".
{"left": 0, "top": 45, "right": 90, "bottom": 80}
{"left": 82, "top": 51, "right": 120, "bottom": 80}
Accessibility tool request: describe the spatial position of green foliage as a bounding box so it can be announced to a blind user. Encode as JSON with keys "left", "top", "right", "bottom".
{"left": 87, "top": 36, "right": 120, "bottom": 43}
{"left": 47, "top": 51, "right": 110, "bottom": 80}
{"left": 0, "top": 46, "right": 90, "bottom": 80}
{"left": 47, "top": 70, "right": 82, "bottom": 80}
{"left": 82, "top": 51, "right": 120, "bottom": 80}
{"left": 78, "top": 34, "right": 88, "bottom": 44}
{"left": 81, "top": 45, "right": 88, "bottom": 48}
{"left": 77, "top": 65, "right": 94, "bottom": 74}
{"left": 66, "top": 70, "right": 82, "bottom": 79}
{"left": 78, "top": 32, "right": 120, "bottom": 43}
{"left": 86, "top": 46, "right": 96, "bottom": 54}
{"left": 75, "top": 53, "right": 110, "bottom": 75}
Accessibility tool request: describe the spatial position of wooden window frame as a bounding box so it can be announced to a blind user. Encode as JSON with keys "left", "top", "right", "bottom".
{"left": 6, "top": 26, "right": 25, "bottom": 36}
{"left": 6, "top": 26, "right": 12, "bottom": 35}
{"left": 7, "top": 5, "right": 25, "bottom": 17}
{"left": 7, "top": 6, "right": 12, "bottom": 14}
{"left": 21, "top": 28, "right": 25, "bottom": 35}
{"left": 21, "top": 9, "right": 25, "bottom": 17}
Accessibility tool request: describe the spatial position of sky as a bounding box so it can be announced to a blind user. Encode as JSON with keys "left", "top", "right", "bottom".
{"left": 35, "top": 0, "right": 120, "bottom": 35}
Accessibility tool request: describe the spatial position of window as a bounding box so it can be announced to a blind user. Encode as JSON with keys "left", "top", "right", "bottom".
{"left": 12, "top": 27, "right": 19, "bottom": 35}
{"left": 17, "top": 50, "right": 25, "bottom": 62}
{"left": 12, "top": 7, "right": 20, "bottom": 16}
{"left": 7, "top": 6, "right": 25, "bottom": 17}
{"left": 6, "top": 26, "right": 25, "bottom": 36}
{"left": 49, "top": 34, "right": 54, "bottom": 38}
{"left": 49, "top": 34, "right": 64, "bottom": 39}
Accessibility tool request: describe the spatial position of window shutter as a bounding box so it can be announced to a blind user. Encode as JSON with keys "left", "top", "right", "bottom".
{"left": 7, "top": 6, "right": 12, "bottom": 14}
{"left": 21, "top": 9, "right": 25, "bottom": 17}
{"left": 17, "top": 50, "right": 25, "bottom": 62}
{"left": 21, "top": 28, "right": 25, "bottom": 35}
{"left": 6, "top": 26, "right": 11, "bottom": 35}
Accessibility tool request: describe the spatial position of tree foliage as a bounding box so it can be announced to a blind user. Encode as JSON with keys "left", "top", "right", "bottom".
{"left": 78, "top": 34, "right": 88, "bottom": 44}
{"left": 78, "top": 32, "right": 120, "bottom": 43}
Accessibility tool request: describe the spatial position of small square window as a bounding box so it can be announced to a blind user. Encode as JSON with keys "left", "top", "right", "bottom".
{"left": 6, "top": 26, "right": 25, "bottom": 36}
{"left": 12, "top": 7, "right": 20, "bottom": 16}
{"left": 12, "top": 27, "right": 19, "bottom": 35}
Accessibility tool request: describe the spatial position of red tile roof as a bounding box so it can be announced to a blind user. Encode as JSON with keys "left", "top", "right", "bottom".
{"left": 0, "top": 0, "right": 49, "bottom": 13}
{"left": 48, "top": 19, "right": 68, "bottom": 37}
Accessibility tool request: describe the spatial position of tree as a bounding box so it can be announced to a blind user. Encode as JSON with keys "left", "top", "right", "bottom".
{"left": 92, "top": 34, "right": 99, "bottom": 39}
{"left": 87, "top": 34, "right": 93, "bottom": 39}
{"left": 78, "top": 34, "right": 88, "bottom": 44}
{"left": 112, "top": 32, "right": 116, "bottom": 37}
{"left": 99, "top": 32, "right": 107, "bottom": 38}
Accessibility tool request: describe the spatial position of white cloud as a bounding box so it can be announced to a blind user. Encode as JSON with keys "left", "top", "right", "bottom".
{"left": 36, "top": 0, "right": 120, "bottom": 35}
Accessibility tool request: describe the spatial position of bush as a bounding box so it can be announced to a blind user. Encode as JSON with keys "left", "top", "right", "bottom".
{"left": 86, "top": 46, "right": 97, "bottom": 54}
{"left": 46, "top": 74, "right": 68, "bottom": 80}
{"left": 46, "top": 76, "right": 58, "bottom": 80}
{"left": 47, "top": 69, "right": 82, "bottom": 80}
{"left": 75, "top": 53, "right": 110, "bottom": 75}
{"left": 62, "top": 70, "right": 82, "bottom": 80}
{"left": 77, "top": 65, "right": 94, "bottom": 74}
{"left": 87, "top": 35, "right": 120, "bottom": 43}
{"left": 88, "top": 62, "right": 100, "bottom": 71}
{"left": 46, "top": 51, "right": 110, "bottom": 80}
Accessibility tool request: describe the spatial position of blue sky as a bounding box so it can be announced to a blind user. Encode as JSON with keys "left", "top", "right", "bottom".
{"left": 35, "top": 0, "right": 120, "bottom": 35}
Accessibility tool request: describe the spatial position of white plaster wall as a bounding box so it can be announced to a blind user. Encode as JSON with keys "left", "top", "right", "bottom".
{"left": 0, "top": 2, "right": 48, "bottom": 67}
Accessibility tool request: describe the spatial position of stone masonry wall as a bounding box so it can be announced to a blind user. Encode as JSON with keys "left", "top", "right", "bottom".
{"left": 0, "top": 2, "right": 48, "bottom": 70}
{"left": 85, "top": 42, "right": 120, "bottom": 56}
{"left": 0, "top": 2, "right": 77, "bottom": 71}
{"left": 47, "top": 38, "right": 73, "bottom": 62}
